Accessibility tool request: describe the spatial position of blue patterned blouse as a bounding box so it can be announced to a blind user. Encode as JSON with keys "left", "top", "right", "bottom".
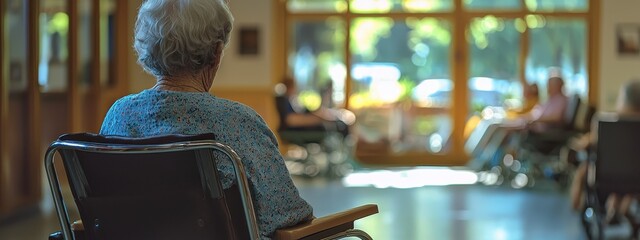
{"left": 100, "top": 89, "right": 313, "bottom": 239}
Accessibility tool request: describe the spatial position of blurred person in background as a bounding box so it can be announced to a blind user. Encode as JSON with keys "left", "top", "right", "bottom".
{"left": 570, "top": 80, "right": 640, "bottom": 224}
{"left": 275, "top": 77, "right": 353, "bottom": 138}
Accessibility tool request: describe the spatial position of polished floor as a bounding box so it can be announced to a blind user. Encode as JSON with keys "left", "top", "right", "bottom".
{"left": 0, "top": 168, "right": 603, "bottom": 240}
{"left": 297, "top": 177, "right": 585, "bottom": 240}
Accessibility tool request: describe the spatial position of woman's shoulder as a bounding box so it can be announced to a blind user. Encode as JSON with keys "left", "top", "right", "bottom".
{"left": 106, "top": 92, "right": 144, "bottom": 110}
{"left": 213, "top": 97, "right": 260, "bottom": 115}
{"left": 113, "top": 89, "right": 160, "bottom": 103}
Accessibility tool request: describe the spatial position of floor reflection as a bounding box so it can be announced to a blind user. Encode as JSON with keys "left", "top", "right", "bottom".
{"left": 295, "top": 169, "right": 586, "bottom": 240}
{"left": 343, "top": 167, "right": 478, "bottom": 188}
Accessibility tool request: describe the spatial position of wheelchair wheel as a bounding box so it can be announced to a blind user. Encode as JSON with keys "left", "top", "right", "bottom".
{"left": 582, "top": 207, "right": 604, "bottom": 240}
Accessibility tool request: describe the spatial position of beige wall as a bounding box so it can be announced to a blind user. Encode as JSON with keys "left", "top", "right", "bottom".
{"left": 599, "top": 0, "right": 640, "bottom": 111}
{"left": 215, "top": 0, "right": 273, "bottom": 88}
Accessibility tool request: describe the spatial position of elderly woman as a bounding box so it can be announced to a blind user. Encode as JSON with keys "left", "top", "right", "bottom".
{"left": 99, "top": 0, "right": 313, "bottom": 238}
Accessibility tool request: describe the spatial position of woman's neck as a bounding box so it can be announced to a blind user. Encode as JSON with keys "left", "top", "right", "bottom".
{"left": 151, "top": 74, "right": 211, "bottom": 93}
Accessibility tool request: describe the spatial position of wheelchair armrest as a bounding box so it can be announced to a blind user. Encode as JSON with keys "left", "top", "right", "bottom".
{"left": 48, "top": 221, "right": 85, "bottom": 240}
{"left": 57, "top": 206, "right": 378, "bottom": 240}
{"left": 274, "top": 204, "right": 378, "bottom": 240}
{"left": 72, "top": 220, "right": 84, "bottom": 231}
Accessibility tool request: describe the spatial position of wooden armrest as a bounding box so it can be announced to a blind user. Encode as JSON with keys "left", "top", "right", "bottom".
{"left": 72, "top": 205, "right": 378, "bottom": 240}
{"left": 275, "top": 204, "right": 378, "bottom": 240}
{"left": 72, "top": 220, "right": 84, "bottom": 231}
{"left": 47, "top": 221, "right": 85, "bottom": 240}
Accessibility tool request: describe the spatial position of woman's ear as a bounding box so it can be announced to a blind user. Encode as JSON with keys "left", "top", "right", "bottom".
{"left": 214, "top": 42, "right": 224, "bottom": 67}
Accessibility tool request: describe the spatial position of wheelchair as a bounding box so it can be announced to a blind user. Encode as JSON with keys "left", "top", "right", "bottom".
{"left": 278, "top": 120, "right": 356, "bottom": 179}
{"left": 499, "top": 95, "right": 593, "bottom": 188}
{"left": 46, "top": 133, "right": 378, "bottom": 240}
{"left": 581, "top": 115, "right": 640, "bottom": 240}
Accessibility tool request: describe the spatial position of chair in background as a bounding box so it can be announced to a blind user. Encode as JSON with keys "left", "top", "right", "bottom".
{"left": 275, "top": 94, "right": 355, "bottom": 178}
{"left": 522, "top": 94, "right": 583, "bottom": 155}
{"left": 560, "top": 104, "right": 597, "bottom": 167}
{"left": 511, "top": 94, "right": 586, "bottom": 187}
{"left": 582, "top": 115, "right": 640, "bottom": 240}
{"left": 46, "top": 133, "right": 378, "bottom": 240}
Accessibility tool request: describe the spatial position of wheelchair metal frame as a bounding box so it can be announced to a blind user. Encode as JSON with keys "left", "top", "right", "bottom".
{"left": 44, "top": 139, "right": 260, "bottom": 240}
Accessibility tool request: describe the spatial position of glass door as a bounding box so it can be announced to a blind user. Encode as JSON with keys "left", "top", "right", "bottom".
{"left": 349, "top": 17, "right": 454, "bottom": 158}
{"left": 281, "top": 0, "right": 594, "bottom": 165}
{"left": 286, "top": 0, "right": 459, "bottom": 164}
{"left": 288, "top": 18, "right": 346, "bottom": 110}
{"left": 464, "top": 16, "right": 522, "bottom": 155}
{"left": 526, "top": 18, "right": 588, "bottom": 100}
{"left": 463, "top": 16, "right": 588, "bottom": 157}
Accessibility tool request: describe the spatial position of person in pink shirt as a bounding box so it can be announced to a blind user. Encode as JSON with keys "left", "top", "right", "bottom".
{"left": 467, "top": 70, "right": 570, "bottom": 170}
{"left": 526, "top": 76, "right": 569, "bottom": 133}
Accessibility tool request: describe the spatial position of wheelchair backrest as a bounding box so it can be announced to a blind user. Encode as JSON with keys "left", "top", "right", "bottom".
{"left": 51, "top": 133, "right": 242, "bottom": 240}
{"left": 563, "top": 94, "right": 582, "bottom": 130}
{"left": 595, "top": 115, "right": 640, "bottom": 195}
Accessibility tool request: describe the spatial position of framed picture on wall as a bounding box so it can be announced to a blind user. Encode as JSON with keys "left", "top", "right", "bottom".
{"left": 617, "top": 24, "right": 640, "bottom": 56}
{"left": 238, "top": 27, "right": 259, "bottom": 56}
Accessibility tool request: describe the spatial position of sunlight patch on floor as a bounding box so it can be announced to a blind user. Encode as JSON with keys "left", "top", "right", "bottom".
{"left": 342, "top": 167, "right": 478, "bottom": 188}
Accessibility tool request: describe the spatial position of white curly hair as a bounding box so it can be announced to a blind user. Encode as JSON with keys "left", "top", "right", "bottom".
{"left": 134, "top": 0, "right": 233, "bottom": 77}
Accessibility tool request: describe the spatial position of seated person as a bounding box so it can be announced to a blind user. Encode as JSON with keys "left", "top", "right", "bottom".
{"left": 503, "top": 69, "right": 568, "bottom": 132}
{"left": 100, "top": 0, "right": 313, "bottom": 238}
{"left": 525, "top": 75, "right": 569, "bottom": 133}
{"left": 465, "top": 82, "right": 539, "bottom": 165}
{"left": 507, "top": 83, "right": 540, "bottom": 118}
{"left": 274, "top": 77, "right": 352, "bottom": 141}
{"left": 511, "top": 75, "right": 572, "bottom": 155}
{"left": 468, "top": 71, "right": 568, "bottom": 166}
{"left": 570, "top": 80, "right": 640, "bottom": 223}
{"left": 468, "top": 82, "right": 540, "bottom": 141}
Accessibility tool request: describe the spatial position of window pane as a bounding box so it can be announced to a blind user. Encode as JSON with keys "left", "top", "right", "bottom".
{"left": 350, "top": 17, "right": 452, "bottom": 154}
{"left": 464, "top": 0, "right": 520, "bottom": 10}
{"left": 39, "top": 0, "right": 69, "bottom": 92}
{"left": 527, "top": 18, "right": 587, "bottom": 100}
{"left": 525, "top": 0, "right": 588, "bottom": 12}
{"left": 465, "top": 17, "right": 522, "bottom": 155}
{"left": 288, "top": 0, "right": 347, "bottom": 13}
{"left": 289, "top": 18, "right": 346, "bottom": 109}
{"left": 350, "top": 0, "right": 453, "bottom": 13}
{"left": 467, "top": 17, "right": 522, "bottom": 111}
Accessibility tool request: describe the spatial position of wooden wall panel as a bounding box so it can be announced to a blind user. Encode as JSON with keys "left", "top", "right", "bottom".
{"left": 89, "top": 0, "right": 102, "bottom": 132}
{"left": 68, "top": 0, "right": 80, "bottom": 132}
{"left": 6, "top": 94, "right": 29, "bottom": 206}
{"left": 24, "top": 0, "right": 41, "bottom": 209}
{"left": 0, "top": 0, "right": 34, "bottom": 217}
{"left": 101, "top": 0, "right": 130, "bottom": 127}
{"left": 0, "top": 0, "right": 130, "bottom": 219}
{"left": 0, "top": 0, "right": 6, "bottom": 216}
